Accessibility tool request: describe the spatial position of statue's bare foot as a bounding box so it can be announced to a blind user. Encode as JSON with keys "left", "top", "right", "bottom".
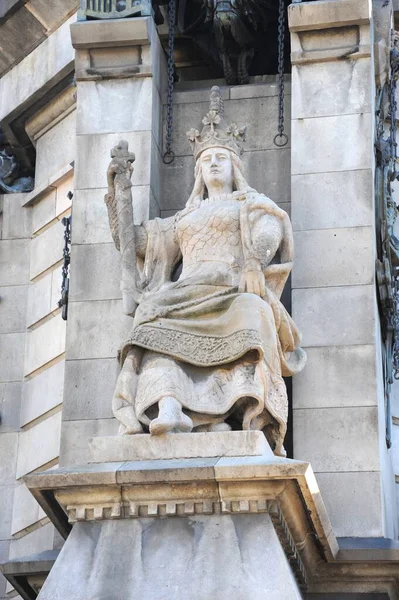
{"left": 150, "top": 397, "right": 193, "bottom": 435}
{"left": 120, "top": 423, "right": 144, "bottom": 435}
{"left": 195, "top": 422, "right": 232, "bottom": 432}
{"left": 208, "top": 422, "right": 231, "bottom": 432}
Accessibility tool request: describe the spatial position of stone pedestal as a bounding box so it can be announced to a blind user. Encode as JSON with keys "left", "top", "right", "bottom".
{"left": 25, "top": 432, "right": 340, "bottom": 599}
{"left": 34, "top": 516, "right": 303, "bottom": 600}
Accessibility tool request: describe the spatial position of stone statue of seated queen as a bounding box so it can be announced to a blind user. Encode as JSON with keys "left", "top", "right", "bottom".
{"left": 105, "top": 86, "right": 306, "bottom": 457}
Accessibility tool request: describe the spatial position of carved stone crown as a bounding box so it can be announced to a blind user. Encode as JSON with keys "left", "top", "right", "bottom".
{"left": 187, "top": 86, "right": 246, "bottom": 160}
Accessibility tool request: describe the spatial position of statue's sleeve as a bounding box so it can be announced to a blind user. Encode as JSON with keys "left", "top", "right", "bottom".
{"left": 139, "top": 216, "right": 182, "bottom": 295}
{"left": 240, "top": 195, "right": 293, "bottom": 299}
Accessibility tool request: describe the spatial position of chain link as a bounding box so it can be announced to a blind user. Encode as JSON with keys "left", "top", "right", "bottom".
{"left": 274, "top": 0, "right": 288, "bottom": 147}
{"left": 163, "top": 0, "right": 176, "bottom": 164}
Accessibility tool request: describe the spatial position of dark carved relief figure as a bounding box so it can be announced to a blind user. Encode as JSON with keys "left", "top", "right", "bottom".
{"left": 0, "top": 149, "right": 34, "bottom": 194}
{"left": 105, "top": 87, "right": 306, "bottom": 457}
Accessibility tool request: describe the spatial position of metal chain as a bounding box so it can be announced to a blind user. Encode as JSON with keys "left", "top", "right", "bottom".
{"left": 274, "top": 0, "right": 288, "bottom": 147}
{"left": 163, "top": 0, "right": 176, "bottom": 164}
{"left": 58, "top": 192, "right": 73, "bottom": 321}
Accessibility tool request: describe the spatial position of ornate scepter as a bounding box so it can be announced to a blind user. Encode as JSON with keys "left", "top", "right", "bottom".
{"left": 105, "top": 140, "right": 140, "bottom": 316}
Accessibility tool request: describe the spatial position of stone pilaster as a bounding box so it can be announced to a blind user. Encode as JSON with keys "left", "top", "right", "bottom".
{"left": 61, "top": 17, "right": 166, "bottom": 465}
{"left": 289, "top": 0, "right": 395, "bottom": 537}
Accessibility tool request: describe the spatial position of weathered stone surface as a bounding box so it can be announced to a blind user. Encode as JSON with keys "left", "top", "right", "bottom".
{"left": 16, "top": 411, "right": 61, "bottom": 478}
{"left": 75, "top": 131, "right": 151, "bottom": 190}
{"left": 25, "top": 0, "right": 78, "bottom": 31}
{"left": 292, "top": 58, "right": 371, "bottom": 119}
{"left": 0, "top": 239, "right": 29, "bottom": 286}
{"left": 70, "top": 16, "right": 152, "bottom": 49}
{"left": 288, "top": 0, "right": 371, "bottom": 32}
{"left": 21, "top": 360, "right": 65, "bottom": 427}
{"left": 35, "top": 111, "right": 76, "bottom": 187}
{"left": 55, "top": 172, "right": 74, "bottom": 217}
{"left": 26, "top": 271, "right": 52, "bottom": 327}
{"left": 292, "top": 285, "right": 375, "bottom": 347}
{"left": 293, "top": 345, "right": 377, "bottom": 409}
{"left": 291, "top": 170, "right": 373, "bottom": 231}
{"left": 0, "top": 433, "right": 18, "bottom": 485}
{"left": 71, "top": 188, "right": 112, "bottom": 245}
{"left": 35, "top": 516, "right": 302, "bottom": 600}
{"left": 0, "top": 285, "right": 27, "bottom": 333}
{"left": 89, "top": 431, "right": 273, "bottom": 463}
{"left": 391, "top": 423, "right": 399, "bottom": 476}
{"left": 11, "top": 482, "right": 45, "bottom": 536}
{"left": 160, "top": 149, "right": 291, "bottom": 213}
{"left": 0, "top": 333, "right": 25, "bottom": 382}
{"left": 1, "top": 193, "right": 31, "bottom": 240}
{"left": 69, "top": 243, "right": 121, "bottom": 302}
{"left": 292, "top": 227, "right": 374, "bottom": 288}
{"left": 168, "top": 95, "right": 291, "bottom": 157}
{"left": 32, "top": 189, "right": 57, "bottom": 234}
{"left": 0, "top": 485, "right": 14, "bottom": 540}
{"left": 291, "top": 113, "right": 372, "bottom": 175}
{"left": 9, "top": 522, "right": 55, "bottom": 560}
{"left": 316, "top": 471, "right": 384, "bottom": 537}
{"left": 24, "top": 314, "right": 66, "bottom": 376}
{"left": 60, "top": 419, "right": 119, "bottom": 466}
{"left": 30, "top": 219, "right": 64, "bottom": 280}
{"left": 66, "top": 300, "right": 132, "bottom": 360}
{"left": 0, "top": 541, "right": 9, "bottom": 597}
{"left": 0, "top": 382, "right": 21, "bottom": 432}
{"left": 0, "top": 14, "right": 75, "bottom": 122}
{"left": 76, "top": 78, "right": 154, "bottom": 135}
{"left": 230, "top": 80, "right": 289, "bottom": 100}
{"left": 293, "top": 406, "right": 380, "bottom": 472}
{"left": 63, "top": 358, "right": 117, "bottom": 421}
{"left": 0, "top": 7, "right": 45, "bottom": 75}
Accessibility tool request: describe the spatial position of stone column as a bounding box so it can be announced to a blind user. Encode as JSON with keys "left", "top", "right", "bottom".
{"left": 61, "top": 17, "right": 166, "bottom": 465}
{"left": 289, "top": 0, "right": 396, "bottom": 537}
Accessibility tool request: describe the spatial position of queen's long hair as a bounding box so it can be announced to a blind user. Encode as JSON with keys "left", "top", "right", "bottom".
{"left": 186, "top": 150, "right": 254, "bottom": 209}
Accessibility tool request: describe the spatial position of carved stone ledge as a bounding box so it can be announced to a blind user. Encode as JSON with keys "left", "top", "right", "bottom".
{"left": 288, "top": 0, "right": 372, "bottom": 66}
{"left": 23, "top": 433, "right": 399, "bottom": 597}
{"left": 63, "top": 497, "right": 278, "bottom": 523}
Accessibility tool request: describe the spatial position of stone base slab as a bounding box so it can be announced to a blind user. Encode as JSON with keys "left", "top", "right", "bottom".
{"left": 88, "top": 431, "right": 273, "bottom": 463}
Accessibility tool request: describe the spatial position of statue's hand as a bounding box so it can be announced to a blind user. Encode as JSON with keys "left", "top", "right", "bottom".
{"left": 239, "top": 269, "right": 266, "bottom": 297}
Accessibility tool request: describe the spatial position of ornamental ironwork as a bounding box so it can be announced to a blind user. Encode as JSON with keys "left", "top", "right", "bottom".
{"left": 375, "top": 31, "right": 399, "bottom": 448}
{"left": 78, "top": 0, "right": 153, "bottom": 20}
{"left": 58, "top": 203, "right": 72, "bottom": 321}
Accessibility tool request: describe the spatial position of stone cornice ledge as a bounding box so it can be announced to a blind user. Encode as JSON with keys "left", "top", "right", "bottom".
{"left": 24, "top": 451, "right": 399, "bottom": 597}
{"left": 289, "top": 0, "right": 372, "bottom": 66}
{"left": 288, "top": 0, "right": 371, "bottom": 33}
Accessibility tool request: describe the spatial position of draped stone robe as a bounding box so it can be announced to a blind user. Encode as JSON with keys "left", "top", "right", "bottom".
{"left": 118, "top": 191, "right": 306, "bottom": 456}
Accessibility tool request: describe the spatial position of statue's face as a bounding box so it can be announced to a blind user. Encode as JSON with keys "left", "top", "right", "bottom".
{"left": 200, "top": 147, "right": 233, "bottom": 192}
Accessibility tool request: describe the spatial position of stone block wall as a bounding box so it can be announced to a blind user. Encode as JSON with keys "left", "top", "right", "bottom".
{"left": 0, "top": 14, "right": 76, "bottom": 592}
